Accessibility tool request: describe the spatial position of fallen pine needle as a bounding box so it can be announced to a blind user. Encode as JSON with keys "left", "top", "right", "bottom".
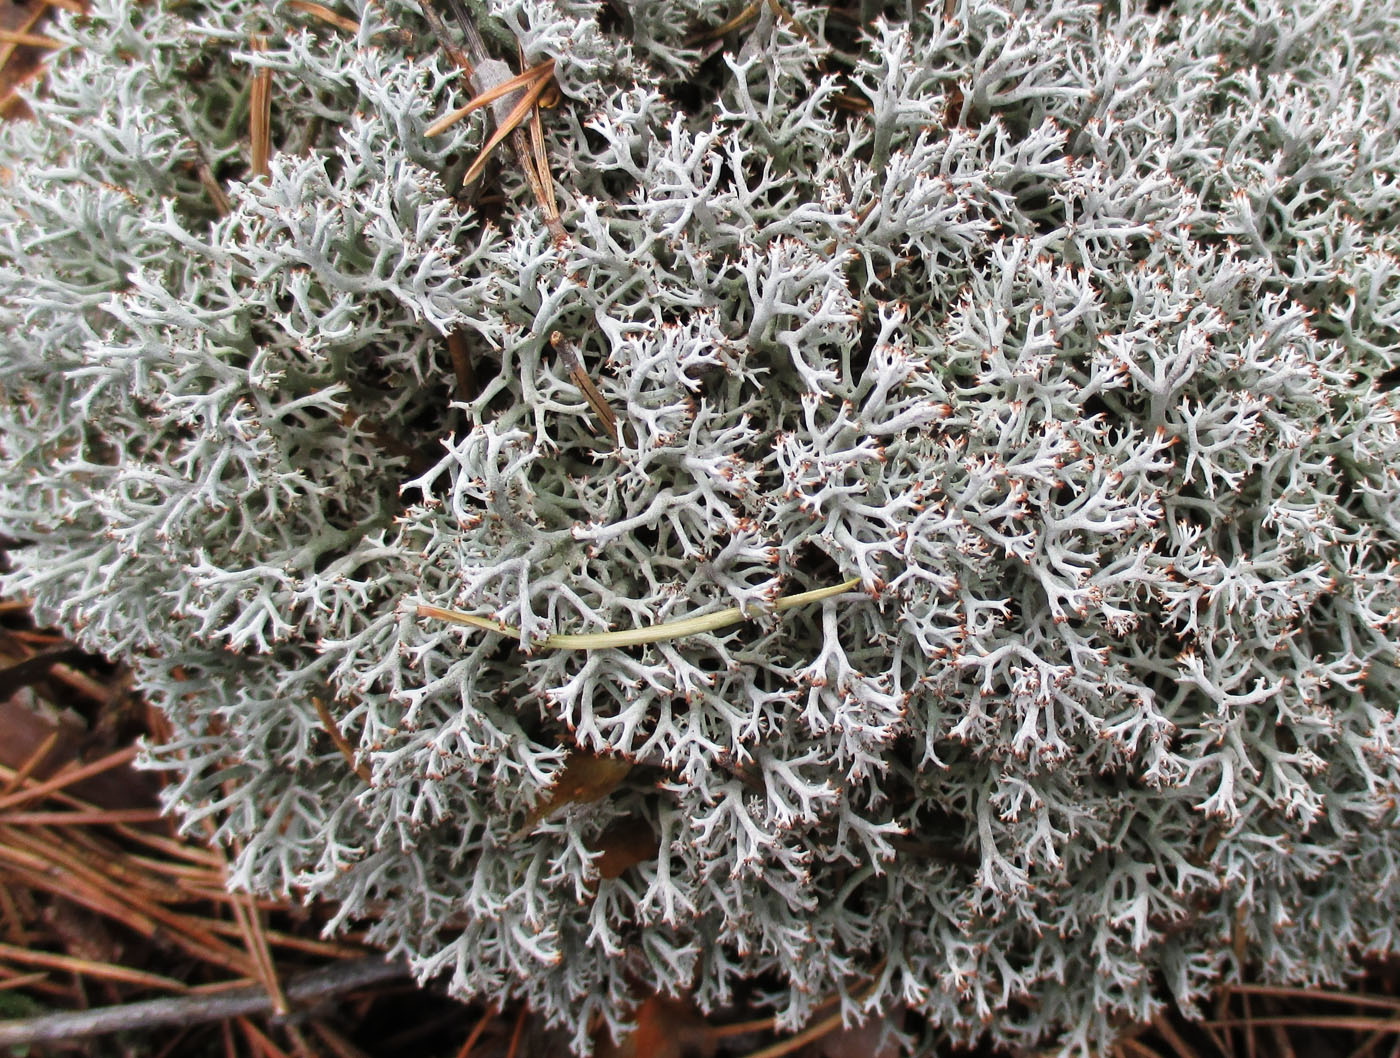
{"left": 1149, "top": 1013, "right": 1204, "bottom": 1058}
{"left": 249, "top": 35, "right": 272, "bottom": 179}
{"left": 238, "top": 1016, "right": 293, "bottom": 1058}
{"left": 285, "top": 0, "right": 360, "bottom": 33}
{"left": 425, "top": 59, "right": 555, "bottom": 138}
{"left": 1202, "top": 1015, "right": 1400, "bottom": 1032}
{"left": 0, "top": 941, "right": 190, "bottom": 993}
{"left": 418, "top": 576, "right": 862, "bottom": 650}
{"left": 0, "top": 744, "right": 140, "bottom": 812}
{"left": 0, "top": 808, "right": 164, "bottom": 826}
{"left": 0, "top": 972, "right": 50, "bottom": 992}
{"left": 454, "top": 1004, "right": 498, "bottom": 1058}
{"left": 684, "top": 0, "right": 811, "bottom": 45}
{"left": 1223, "top": 984, "right": 1400, "bottom": 1011}
{"left": 0, "top": 728, "right": 59, "bottom": 798}
{"left": 1117, "top": 1041, "right": 1168, "bottom": 1058}
{"left": 737, "top": 1009, "right": 846, "bottom": 1058}
{"left": 0, "top": 1, "right": 54, "bottom": 87}
{"left": 310, "top": 1019, "right": 368, "bottom": 1058}
{"left": 187, "top": 978, "right": 259, "bottom": 994}
{"left": 504, "top": 1004, "right": 528, "bottom": 1058}
{"left": 685, "top": 0, "right": 761, "bottom": 44}
{"left": 459, "top": 72, "right": 554, "bottom": 185}
{"left": 0, "top": 28, "right": 59, "bottom": 48}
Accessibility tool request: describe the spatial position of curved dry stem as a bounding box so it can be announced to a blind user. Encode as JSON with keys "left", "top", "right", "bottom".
{"left": 416, "top": 576, "right": 863, "bottom": 650}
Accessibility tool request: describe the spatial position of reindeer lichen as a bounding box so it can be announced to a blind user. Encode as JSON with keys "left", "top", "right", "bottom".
{"left": 4, "top": 0, "right": 1400, "bottom": 1052}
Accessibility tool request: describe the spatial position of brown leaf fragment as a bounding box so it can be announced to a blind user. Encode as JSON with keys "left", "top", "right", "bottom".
{"left": 591, "top": 818, "right": 658, "bottom": 881}
{"left": 513, "top": 750, "right": 631, "bottom": 838}
{"left": 810, "top": 1017, "right": 901, "bottom": 1058}
{"left": 597, "top": 995, "right": 713, "bottom": 1058}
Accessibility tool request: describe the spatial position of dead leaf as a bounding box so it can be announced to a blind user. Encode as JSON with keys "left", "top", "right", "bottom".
{"left": 597, "top": 995, "right": 712, "bottom": 1058}
{"left": 810, "top": 1018, "right": 901, "bottom": 1058}
{"left": 592, "top": 817, "right": 658, "bottom": 881}
{"left": 513, "top": 749, "right": 632, "bottom": 838}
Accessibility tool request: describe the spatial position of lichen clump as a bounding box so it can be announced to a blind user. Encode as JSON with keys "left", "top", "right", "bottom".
{"left": 4, "top": 0, "right": 1400, "bottom": 1052}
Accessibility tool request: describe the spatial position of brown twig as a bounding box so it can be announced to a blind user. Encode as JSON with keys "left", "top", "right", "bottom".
{"left": 195, "top": 153, "right": 233, "bottom": 216}
{"left": 446, "top": 330, "right": 477, "bottom": 401}
{"left": 0, "top": 957, "right": 409, "bottom": 1048}
{"left": 549, "top": 330, "right": 618, "bottom": 441}
{"left": 312, "top": 697, "right": 370, "bottom": 783}
{"left": 416, "top": 0, "right": 472, "bottom": 72}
